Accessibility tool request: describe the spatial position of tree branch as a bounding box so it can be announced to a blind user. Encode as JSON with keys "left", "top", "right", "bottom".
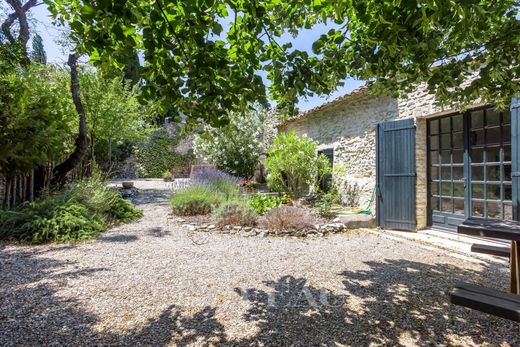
{"left": 155, "top": 0, "right": 189, "bottom": 61}
{"left": 2, "top": 0, "right": 38, "bottom": 52}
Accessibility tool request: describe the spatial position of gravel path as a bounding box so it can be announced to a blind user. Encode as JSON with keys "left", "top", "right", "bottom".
{"left": 1, "top": 179, "right": 518, "bottom": 346}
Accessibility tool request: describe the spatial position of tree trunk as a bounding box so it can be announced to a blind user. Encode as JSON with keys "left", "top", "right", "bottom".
{"left": 50, "top": 53, "right": 89, "bottom": 188}
{"left": 2, "top": 0, "right": 38, "bottom": 61}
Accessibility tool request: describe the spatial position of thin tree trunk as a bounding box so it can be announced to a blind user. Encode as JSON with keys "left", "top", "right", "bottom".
{"left": 29, "top": 170, "right": 34, "bottom": 201}
{"left": 50, "top": 53, "right": 89, "bottom": 188}
{"left": 108, "top": 137, "right": 112, "bottom": 168}
{"left": 12, "top": 176, "right": 17, "bottom": 207}
{"left": 5, "top": 178, "right": 11, "bottom": 209}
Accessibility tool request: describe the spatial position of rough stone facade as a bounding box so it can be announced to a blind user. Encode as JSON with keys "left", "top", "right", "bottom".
{"left": 278, "top": 84, "right": 485, "bottom": 231}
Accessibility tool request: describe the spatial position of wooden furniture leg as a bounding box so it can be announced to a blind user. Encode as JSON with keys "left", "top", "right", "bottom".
{"left": 511, "top": 240, "right": 520, "bottom": 294}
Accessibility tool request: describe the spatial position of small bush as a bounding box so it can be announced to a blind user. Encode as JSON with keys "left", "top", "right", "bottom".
{"left": 0, "top": 176, "right": 142, "bottom": 244}
{"left": 170, "top": 185, "right": 225, "bottom": 216}
{"left": 315, "top": 188, "right": 341, "bottom": 218}
{"left": 191, "top": 166, "right": 240, "bottom": 185}
{"left": 248, "top": 194, "right": 282, "bottom": 215}
{"left": 209, "top": 178, "right": 241, "bottom": 200}
{"left": 261, "top": 206, "right": 315, "bottom": 231}
{"left": 108, "top": 198, "right": 143, "bottom": 222}
{"left": 216, "top": 201, "right": 258, "bottom": 227}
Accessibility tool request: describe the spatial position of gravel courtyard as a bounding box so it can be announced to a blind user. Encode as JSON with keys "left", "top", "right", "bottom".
{"left": 1, "top": 180, "right": 518, "bottom": 346}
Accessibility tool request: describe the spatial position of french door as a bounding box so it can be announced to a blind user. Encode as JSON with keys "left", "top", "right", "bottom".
{"left": 428, "top": 107, "right": 513, "bottom": 231}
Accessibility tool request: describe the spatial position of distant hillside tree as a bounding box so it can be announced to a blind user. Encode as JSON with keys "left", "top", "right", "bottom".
{"left": 30, "top": 33, "right": 46, "bottom": 64}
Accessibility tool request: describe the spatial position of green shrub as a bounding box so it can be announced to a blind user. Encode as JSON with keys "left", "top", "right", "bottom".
{"left": 209, "top": 178, "right": 241, "bottom": 200}
{"left": 170, "top": 185, "right": 225, "bottom": 216}
{"left": 108, "top": 198, "right": 143, "bottom": 222}
{"left": 315, "top": 187, "right": 341, "bottom": 218}
{"left": 0, "top": 176, "right": 142, "bottom": 244}
{"left": 193, "top": 109, "right": 266, "bottom": 177}
{"left": 248, "top": 194, "right": 282, "bottom": 215}
{"left": 216, "top": 200, "right": 257, "bottom": 227}
{"left": 135, "top": 128, "right": 194, "bottom": 178}
{"left": 266, "top": 131, "right": 332, "bottom": 198}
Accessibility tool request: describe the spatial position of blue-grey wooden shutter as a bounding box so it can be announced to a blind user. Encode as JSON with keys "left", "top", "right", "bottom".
{"left": 376, "top": 118, "right": 416, "bottom": 231}
{"left": 512, "top": 97, "right": 520, "bottom": 221}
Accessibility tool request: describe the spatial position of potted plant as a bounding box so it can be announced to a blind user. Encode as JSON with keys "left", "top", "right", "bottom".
{"left": 162, "top": 170, "right": 173, "bottom": 182}
{"left": 242, "top": 179, "right": 255, "bottom": 193}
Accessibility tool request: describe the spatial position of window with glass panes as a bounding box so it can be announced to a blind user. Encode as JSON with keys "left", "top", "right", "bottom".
{"left": 429, "top": 114, "right": 465, "bottom": 221}
{"left": 428, "top": 107, "right": 513, "bottom": 230}
{"left": 469, "top": 108, "right": 512, "bottom": 220}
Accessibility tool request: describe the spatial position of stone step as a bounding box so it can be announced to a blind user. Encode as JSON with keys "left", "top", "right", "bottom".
{"left": 336, "top": 214, "right": 376, "bottom": 229}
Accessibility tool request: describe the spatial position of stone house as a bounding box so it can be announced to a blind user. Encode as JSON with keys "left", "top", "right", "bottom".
{"left": 278, "top": 87, "right": 520, "bottom": 232}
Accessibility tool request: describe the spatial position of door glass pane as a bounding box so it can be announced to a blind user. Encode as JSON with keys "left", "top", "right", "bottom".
{"left": 471, "top": 110, "right": 484, "bottom": 129}
{"left": 441, "top": 134, "right": 451, "bottom": 149}
{"left": 441, "top": 167, "right": 451, "bottom": 180}
{"left": 441, "top": 117, "right": 451, "bottom": 133}
{"left": 487, "top": 185, "right": 501, "bottom": 200}
{"left": 487, "top": 201, "right": 501, "bottom": 219}
{"left": 453, "top": 149, "right": 464, "bottom": 163}
{"left": 487, "top": 146, "right": 501, "bottom": 163}
{"left": 431, "top": 196, "right": 440, "bottom": 211}
{"left": 504, "top": 165, "right": 511, "bottom": 181}
{"left": 431, "top": 182, "right": 439, "bottom": 195}
{"left": 471, "top": 148, "right": 483, "bottom": 163}
{"left": 453, "top": 131, "right": 464, "bottom": 148}
{"left": 503, "top": 125, "right": 511, "bottom": 143}
{"left": 453, "top": 183, "right": 464, "bottom": 197}
{"left": 505, "top": 186, "right": 512, "bottom": 201}
{"left": 504, "top": 145, "right": 511, "bottom": 162}
{"left": 441, "top": 150, "right": 451, "bottom": 164}
{"left": 441, "top": 182, "right": 451, "bottom": 196}
{"left": 431, "top": 166, "right": 439, "bottom": 180}
{"left": 430, "top": 135, "right": 439, "bottom": 149}
{"left": 453, "top": 115, "right": 463, "bottom": 131}
{"left": 471, "top": 167, "right": 484, "bottom": 181}
{"left": 452, "top": 166, "right": 464, "bottom": 180}
{"left": 454, "top": 199, "right": 465, "bottom": 215}
{"left": 441, "top": 198, "right": 452, "bottom": 212}
{"left": 430, "top": 119, "right": 439, "bottom": 134}
{"left": 503, "top": 110, "right": 511, "bottom": 125}
{"left": 470, "top": 129, "right": 484, "bottom": 146}
{"left": 487, "top": 165, "right": 500, "bottom": 182}
{"left": 431, "top": 151, "right": 439, "bottom": 164}
{"left": 486, "top": 109, "right": 500, "bottom": 126}
{"left": 472, "top": 184, "right": 484, "bottom": 199}
{"left": 472, "top": 200, "right": 485, "bottom": 217}
{"left": 486, "top": 127, "right": 501, "bottom": 145}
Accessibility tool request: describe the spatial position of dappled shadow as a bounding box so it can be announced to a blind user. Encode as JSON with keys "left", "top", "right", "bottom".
{"left": 232, "top": 261, "right": 518, "bottom": 346}
{"left": 2, "top": 245, "right": 519, "bottom": 346}
{"left": 130, "top": 188, "right": 170, "bottom": 206}
{"left": 98, "top": 234, "right": 139, "bottom": 243}
{"left": 148, "top": 227, "right": 171, "bottom": 237}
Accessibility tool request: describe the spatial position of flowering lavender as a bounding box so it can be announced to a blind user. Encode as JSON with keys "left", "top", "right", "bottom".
{"left": 190, "top": 166, "right": 241, "bottom": 185}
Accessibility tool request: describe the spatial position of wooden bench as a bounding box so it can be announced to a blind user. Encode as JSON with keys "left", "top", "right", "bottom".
{"left": 471, "top": 243, "right": 510, "bottom": 258}
{"left": 451, "top": 282, "right": 520, "bottom": 321}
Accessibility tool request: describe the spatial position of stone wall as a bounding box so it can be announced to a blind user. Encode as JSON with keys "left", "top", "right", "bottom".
{"left": 280, "top": 91, "right": 400, "bottom": 211}
{"left": 278, "top": 82, "right": 486, "bottom": 231}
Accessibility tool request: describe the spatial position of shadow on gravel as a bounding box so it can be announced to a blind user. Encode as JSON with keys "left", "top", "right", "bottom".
{"left": 130, "top": 189, "right": 170, "bottom": 206}
{"left": 1, "top": 249, "right": 518, "bottom": 346}
{"left": 98, "top": 234, "right": 139, "bottom": 243}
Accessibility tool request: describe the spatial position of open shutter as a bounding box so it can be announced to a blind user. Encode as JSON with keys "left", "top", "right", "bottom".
{"left": 512, "top": 97, "right": 520, "bottom": 221}
{"left": 376, "top": 119, "right": 416, "bottom": 231}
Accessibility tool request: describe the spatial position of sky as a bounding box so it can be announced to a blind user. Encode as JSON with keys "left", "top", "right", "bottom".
{"left": 30, "top": 4, "right": 364, "bottom": 112}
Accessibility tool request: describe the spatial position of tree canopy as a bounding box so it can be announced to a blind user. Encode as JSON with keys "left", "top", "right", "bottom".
{"left": 30, "top": 33, "right": 47, "bottom": 64}
{"left": 46, "top": 0, "right": 520, "bottom": 118}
